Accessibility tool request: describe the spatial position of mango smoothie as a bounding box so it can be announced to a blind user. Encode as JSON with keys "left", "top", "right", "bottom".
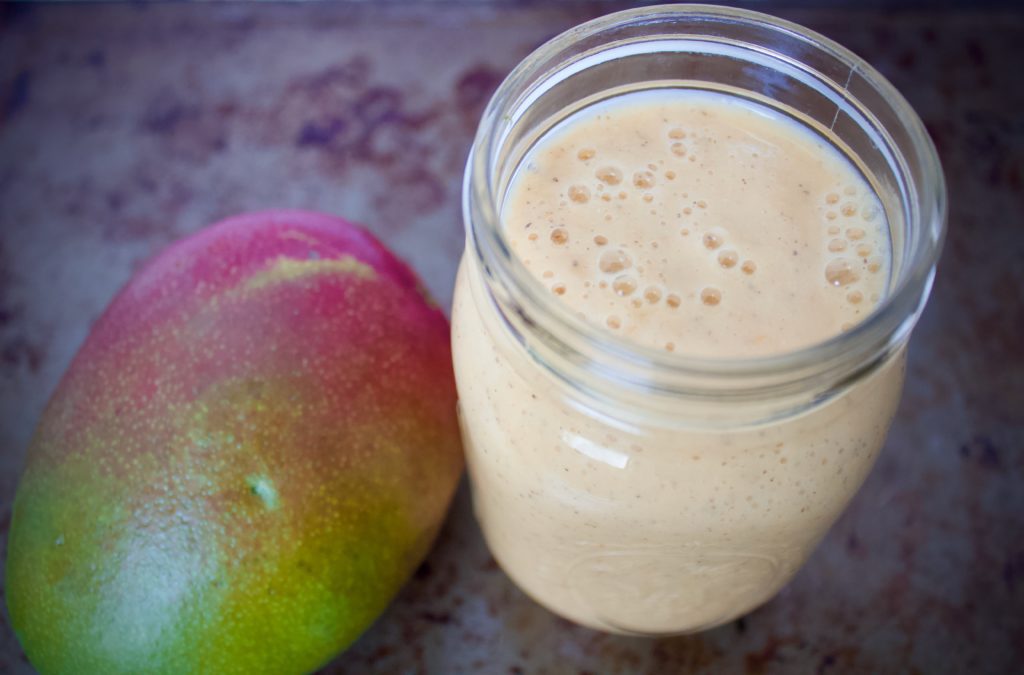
{"left": 453, "top": 6, "right": 944, "bottom": 636}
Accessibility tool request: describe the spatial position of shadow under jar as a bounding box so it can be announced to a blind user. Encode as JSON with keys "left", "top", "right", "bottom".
{"left": 453, "top": 4, "right": 945, "bottom": 635}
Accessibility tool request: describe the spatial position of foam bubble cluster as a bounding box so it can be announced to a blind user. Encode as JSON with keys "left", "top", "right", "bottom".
{"left": 501, "top": 89, "right": 891, "bottom": 357}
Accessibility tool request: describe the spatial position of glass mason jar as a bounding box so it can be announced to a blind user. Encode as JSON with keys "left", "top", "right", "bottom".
{"left": 453, "top": 4, "right": 945, "bottom": 635}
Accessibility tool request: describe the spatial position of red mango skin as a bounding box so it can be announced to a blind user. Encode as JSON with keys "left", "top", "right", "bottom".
{"left": 5, "top": 211, "right": 464, "bottom": 674}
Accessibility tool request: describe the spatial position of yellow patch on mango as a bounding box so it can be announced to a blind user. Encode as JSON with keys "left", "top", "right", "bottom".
{"left": 244, "top": 255, "right": 376, "bottom": 292}
{"left": 277, "top": 229, "right": 322, "bottom": 247}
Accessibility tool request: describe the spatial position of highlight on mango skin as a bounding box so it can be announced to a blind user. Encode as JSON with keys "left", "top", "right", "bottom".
{"left": 5, "top": 210, "right": 465, "bottom": 675}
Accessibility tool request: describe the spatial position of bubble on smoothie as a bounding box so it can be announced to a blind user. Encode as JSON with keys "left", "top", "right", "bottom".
{"left": 606, "top": 315, "right": 622, "bottom": 329}
{"left": 542, "top": 270, "right": 554, "bottom": 279}
{"left": 701, "top": 287, "right": 722, "bottom": 306}
{"left": 643, "top": 194, "right": 654, "bottom": 203}
{"left": 827, "top": 225, "right": 840, "bottom": 235}
{"left": 643, "top": 286, "right": 663, "bottom": 303}
{"left": 577, "top": 148, "right": 596, "bottom": 160}
{"left": 596, "top": 166, "right": 622, "bottom": 185}
{"left": 703, "top": 232, "right": 723, "bottom": 250}
{"left": 631, "top": 298, "right": 643, "bottom": 308}
{"left": 825, "top": 258, "right": 859, "bottom": 287}
{"left": 826, "top": 211, "right": 837, "bottom": 221}
{"left": 825, "top": 193, "right": 840, "bottom": 204}
{"left": 665, "top": 170, "right": 676, "bottom": 180}
{"left": 862, "top": 203, "right": 880, "bottom": 221}
{"left": 594, "top": 234, "right": 608, "bottom": 246}
{"left": 665, "top": 342, "right": 676, "bottom": 352}
{"left": 528, "top": 232, "right": 538, "bottom": 241}
{"left": 828, "top": 238, "right": 848, "bottom": 252}
{"left": 599, "top": 249, "right": 632, "bottom": 274}
{"left": 612, "top": 275, "right": 637, "bottom": 296}
{"left": 847, "top": 290, "right": 863, "bottom": 304}
{"left": 696, "top": 200, "right": 708, "bottom": 209}
{"left": 618, "top": 191, "right": 628, "bottom": 200}
{"left": 666, "top": 293, "right": 681, "bottom": 308}
{"left": 680, "top": 228, "right": 690, "bottom": 236}
{"left": 568, "top": 185, "right": 590, "bottom": 203}
{"left": 841, "top": 202, "right": 858, "bottom": 217}
{"left": 718, "top": 250, "right": 739, "bottom": 268}
{"left": 550, "top": 227, "right": 569, "bottom": 244}
{"left": 601, "top": 193, "right": 612, "bottom": 202}
{"left": 867, "top": 257, "right": 883, "bottom": 273}
{"left": 668, "top": 128, "right": 687, "bottom": 139}
{"left": 671, "top": 143, "right": 687, "bottom": 157}
{"left": 846, "top": 227, "right": 865, "bottom": 240}
{"left": 855, "top": 243, "right": 872, "bottom": 257}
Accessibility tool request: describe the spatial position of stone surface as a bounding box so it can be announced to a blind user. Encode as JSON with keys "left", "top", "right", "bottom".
{"left": 0, "top": 3, "right": 1021, "bottom": 674}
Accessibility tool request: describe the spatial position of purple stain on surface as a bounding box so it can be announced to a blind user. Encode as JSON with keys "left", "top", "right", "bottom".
{"left": 366, "top": 644, "right": 393, "bottom": 664}
{"left": 1, "top": 337, "right": 43, "bottom": 373}
{"left": 2, "top": 70, "right": 30, "bottom": 121}
{"left": 141, "top": 98, "right": 196, "bottom": 135}
{"left": 454, "top": 64, "right": 502, "bottom": 115}
{"left": 297, "top": 118, "right": 347, "bottom": 147}
{"left": 965, "top": 38, "right": 988, "bottom": 68}
{"left": 0, "top": 243, "right": 24, "bottom": 341}
{"left": 418, "top": 611, "right": 453, "bottom": 625}
{"left": 1002, "top": 552, "right": 1024, "bottom": 591}
{"left": 845, "top": 532, "right": 867, "bottom": 559}
{"left": 354, "top": 87, "right": 401, "bottom": 125}
{"left": 106, "top": 191, "right": 125, "bottom": 211}
{"left": 85, "top": 49, "right": 105, "bottom": 68}
{"left": 896, "top": 49, "right": 917, "bottom": 70}
{"left": 960, "top": 436, "right": 1002, "bottom": 470}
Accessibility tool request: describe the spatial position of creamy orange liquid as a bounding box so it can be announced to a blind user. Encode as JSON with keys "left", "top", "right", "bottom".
{"left": 505, "top": 90, "right": 890, "bottom": 357}
{"left": 452, "top": 90, "right": 903, "bottom": 634}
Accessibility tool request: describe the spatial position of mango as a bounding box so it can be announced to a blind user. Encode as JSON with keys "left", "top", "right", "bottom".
{"left": 5, "top": 211, "right": 463, "bottom": 674}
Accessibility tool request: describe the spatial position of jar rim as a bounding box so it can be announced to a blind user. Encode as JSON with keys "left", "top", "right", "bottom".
{"left": 463, "top": 3, "right": 946, "bottom": 401}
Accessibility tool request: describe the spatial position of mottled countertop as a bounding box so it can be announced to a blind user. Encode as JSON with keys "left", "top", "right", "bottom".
{"left": 1, "top": 3, "right": 1022, "bottom": 673}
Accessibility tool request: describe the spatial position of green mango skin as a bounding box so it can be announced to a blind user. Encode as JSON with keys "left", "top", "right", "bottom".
{"left": 6, "top": 211, "right": 464, "bottom": 674}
